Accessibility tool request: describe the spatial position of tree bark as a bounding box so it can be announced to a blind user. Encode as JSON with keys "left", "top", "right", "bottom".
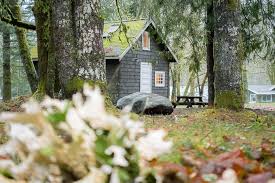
{"left": 10, "top": 3, "right": 38, "bottom": 93}
{"left": 200, "top": 73, "right": 208, "bottom": 96}
{"left": 171, "top": 68, "right": 177, "bottom": 102}
{"left": 32, "top": 0, "right": 52, "bottom": 99}
{"left": 184, "top": 71, "right": 194, "bottom": 95}
{"left": 2, "top": 27, "right": 11, "bottom": 101}
{"left": 206, "top": 0, "right": 215, "bottom": 106}
{"left": 52, "top": 0, "right": 106, "bottom": 98}
{"left": 214, "top": 0, "right": 244, "bottom": 110}
{"left": 51, "top": 0, "right": 77, "bottom": 98}
{"left": 74, "top": 0, "right": 105, "bottom": 81}
{"left": 171, "top": 65, "right": 182, "bottom": 101}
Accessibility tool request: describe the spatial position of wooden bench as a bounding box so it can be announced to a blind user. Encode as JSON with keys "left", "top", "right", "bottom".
{"left": 173, "top": 96, "right": 208, "bottom": 108}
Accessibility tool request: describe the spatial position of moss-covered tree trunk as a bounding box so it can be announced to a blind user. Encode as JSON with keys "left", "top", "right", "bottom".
{"left": 206, "top": 0, "right": 215, "bottom": 106}
{"left": 52, "top": 0, "right": 106, "bottom": 98}
{"left": 33, "top": 0, "right": 53, "bottom": 99}
{"left": 2, "top": 27, "right": 11, "bottom": 101}
{"left": 10, "top": 2, "right": 38, "bottom": 93}
{"left": 214, "top": 0, "right": 244, "bottom": 110}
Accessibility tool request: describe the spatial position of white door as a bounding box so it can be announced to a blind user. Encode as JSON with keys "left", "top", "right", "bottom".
{"left": 140, "top": 62, "right": 152, "bottom": 93}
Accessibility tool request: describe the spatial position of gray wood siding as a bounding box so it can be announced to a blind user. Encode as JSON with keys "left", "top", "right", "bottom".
{"left": 118, "top": 29, "right": 170, "bottom": 100}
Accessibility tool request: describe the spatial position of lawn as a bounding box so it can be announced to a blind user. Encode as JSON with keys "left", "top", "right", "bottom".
{"left": 0, "top": 98, "right": 274, "bottom": 182}
{"left": 142, "top": 108, "right": 275, "bottom": 164}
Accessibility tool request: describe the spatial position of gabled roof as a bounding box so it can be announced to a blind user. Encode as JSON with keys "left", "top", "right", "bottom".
{"left": 104, "top": 20, "right": 146, "bottom": 59}
{"left": 104, "top": 19, "right": 178, "bottom": 62}
{"left": 31, "top": 19, "right": 178, "bottom": 62}
{"left": 248, "top": 85, "right": 275, "bottom": 95}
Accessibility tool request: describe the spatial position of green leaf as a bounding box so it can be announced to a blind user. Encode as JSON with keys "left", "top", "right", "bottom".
{"left": 95, "top": 134, "right": 113, "bottom": 165}
{"left": 47, "top": 112, "right": 66, "bottom": 124}
{"left": 40, "top": 146, "right": 54, "bottom": 157}
{"left": 0, "top": 169, "right": 13, "bottom": 179}
{"left": 117, "top": 168, "right": 130, "bottom": 183}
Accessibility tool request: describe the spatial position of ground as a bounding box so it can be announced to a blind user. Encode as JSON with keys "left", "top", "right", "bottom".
{"left": 142, "top": 108, "right": 274, "bottom": 163}
{"left": 0, "top": 98, "right": 274, "bottom": 182}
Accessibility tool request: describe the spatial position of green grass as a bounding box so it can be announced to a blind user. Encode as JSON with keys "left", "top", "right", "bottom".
{"left": 142, "top": 109, "right": 275, "bottom": 163}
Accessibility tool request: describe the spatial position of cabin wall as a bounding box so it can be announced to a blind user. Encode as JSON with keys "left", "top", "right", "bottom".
{"left": 118, "top": 29, "right": 170, "bottom": 101}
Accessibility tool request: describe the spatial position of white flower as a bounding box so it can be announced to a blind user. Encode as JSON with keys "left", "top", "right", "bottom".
{"left": 216, "top": 169, "right": 239, "bottom": 183}
{"left": 100, "top": 164, "right": 112, "bottom": 174}
{"left": 72, "top": 92, "right": 84, "bottom": 109}
{"left": 41, "top": 96, "right": 68, "bottom": 111}
{"left": 10, "top": 124, "right": 41, "bottom": 151}
{"left": 21, "top": 99, "right": 41, "bottom": 114}
{"left": 136, "top": 130, "right": 172, "bottom": 161}
{"left": 122, "top": 116, "right": 144, "bottom": 141}
{"left": 105, "top": 145, "right": 129, "bottom": 167}
{"left": 79, "top": 85, "right": 106, "bottom": 120}
{"left": 66, "top": 108, "right": 96, "bottom": 148}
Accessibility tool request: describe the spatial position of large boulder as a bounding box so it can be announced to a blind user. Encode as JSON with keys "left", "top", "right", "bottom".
{"left": 116, "top": 92, "right": 173, "bottom": 115}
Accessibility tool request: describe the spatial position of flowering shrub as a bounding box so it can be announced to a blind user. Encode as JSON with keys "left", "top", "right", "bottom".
{"left": 0, "top": 84, "right": 172, "bottom": 183}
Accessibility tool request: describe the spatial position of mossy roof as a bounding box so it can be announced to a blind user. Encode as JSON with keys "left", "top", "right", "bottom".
{"left": 103, "top": 20, "right": 146, "bottom": 58}
{"left": 31, "top": 20, "right": 146, "bottom": 59}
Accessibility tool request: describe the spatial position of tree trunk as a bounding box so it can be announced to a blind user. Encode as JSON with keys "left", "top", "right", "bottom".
{"left": 200, "top": 73, "right": 208, "bottom": 96}
{"left": 171, "top": 68, "right": 177, "bottom": 102}
{"left": 2, "top": 27, "right": 11, "bottom": 101}
{"left": 74, "top": 0, "right": 106, "bottom": 81}
{"left": 52, "top": 0, "right": 77, "bottom": 98}
{"left": 10, "top": 3, "right": 38, "bottom": 93}
{"left": 171, "top": 65, "right": 182, "bottom": 101}
{"left": 206, "top": 0, "right": 215, "bottom": 106}
{"left": 189, "top": 75, "right": 195, "bottom": 96}
{"left": 184, "top": 71, "right": 194, "bottom": 95}
{"left": 33, "top": 0, "right": 51, "bottom": 99}
{"left": 52, "top": 0, "right": 106, "bottom": 98}
{"left": 214, "top": 0, "right": 244, "bottom": 110}
{"left": 267, "top": 62, "right": 275, "bottom": 85}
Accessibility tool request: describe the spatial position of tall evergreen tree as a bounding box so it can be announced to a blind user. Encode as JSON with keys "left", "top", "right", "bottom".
{"left": 9, "top": 0, "right": 38, "bottom": 93}
{"left": 51, "top": 0, "right": 105, "bottom": 98}
{"left": 2, "top": 27, "right": 11, "bottom": 101}
{"left": 214, "top": 0, "right": 244, "bottom": 110}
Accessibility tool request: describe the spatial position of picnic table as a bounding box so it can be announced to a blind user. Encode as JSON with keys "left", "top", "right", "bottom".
{"left": 172, "top": 96, "right": 208, "bottom": 108}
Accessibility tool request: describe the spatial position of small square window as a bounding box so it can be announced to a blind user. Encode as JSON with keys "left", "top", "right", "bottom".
{"left": 142, "top": 31, "right": 150, "bottom": 50}
{"left": 155, "top": 71, "right": 165, "bottom": 87}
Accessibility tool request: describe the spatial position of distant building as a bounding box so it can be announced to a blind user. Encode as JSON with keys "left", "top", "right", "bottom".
{"left": 31, "top": 19, "right": 178, "bottom": 102}
{"left": 247, "top": 85, "right": 275, "bottom": 103}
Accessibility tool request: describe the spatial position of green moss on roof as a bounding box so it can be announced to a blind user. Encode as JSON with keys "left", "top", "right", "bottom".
{"left": 30, "top": 20, "right": 146, "bottom": 59}
{"left": 103, "top": 20, "right": 146, "bottom": 57}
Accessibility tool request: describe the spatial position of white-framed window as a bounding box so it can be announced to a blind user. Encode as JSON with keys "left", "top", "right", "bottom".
{"left": 250, "top": 94, "right": 257, "bottom": 103}
{"left": 155, "top": 71, "right": 165, "bottom": 87}
{"left": 261, "top": 95, "right": 272, "bottom": 102}
{"left": 142, "top": 31, "right": 150, "bottom": 50}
